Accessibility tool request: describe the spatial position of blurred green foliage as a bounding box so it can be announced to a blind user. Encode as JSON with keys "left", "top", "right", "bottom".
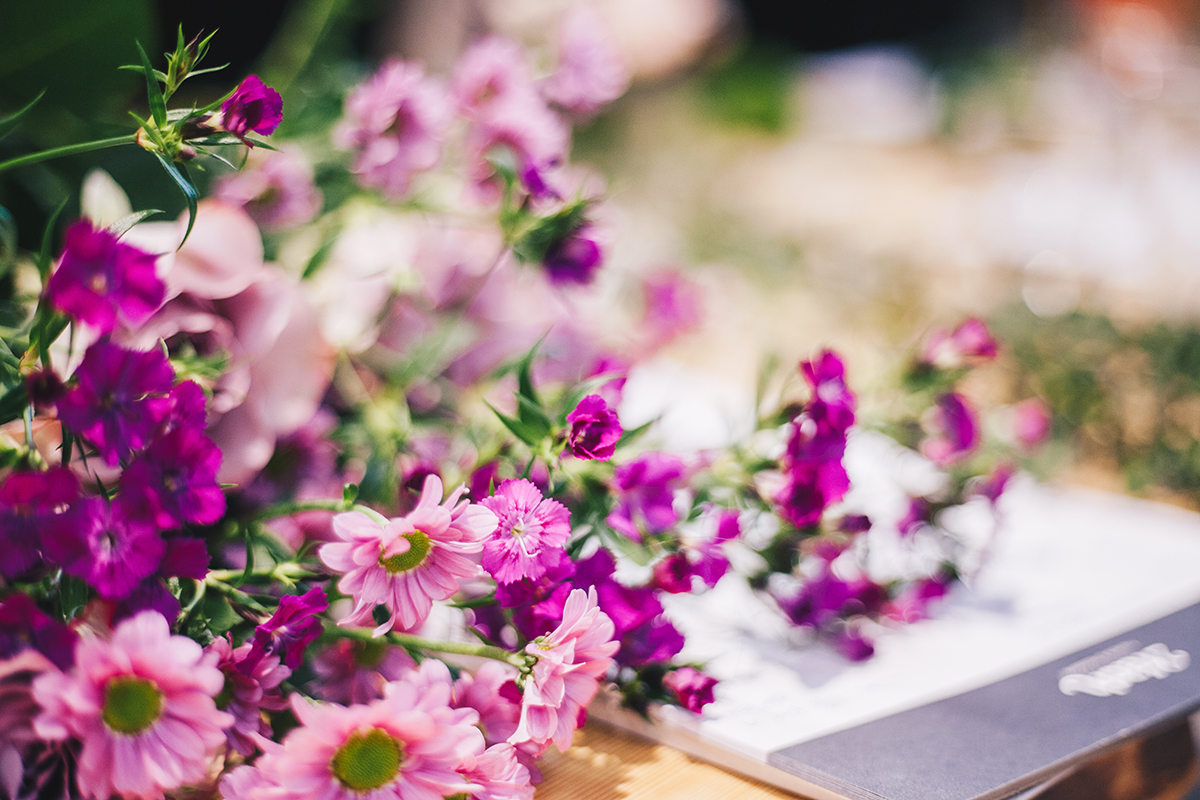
{"left": 699, "top": 42, "right": 795, "bottom": 133}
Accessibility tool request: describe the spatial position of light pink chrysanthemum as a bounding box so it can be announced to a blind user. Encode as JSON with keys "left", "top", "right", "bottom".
{"left": 510, "top": 587, "right": 618, "bottom": 753}
{"left": 334, "top": 60, "right": 452, "bottom": 199}
{"left": 460, "top": 743, "right": 534, "bottom": 800}
{"left": 479, "top": 479, "right": 571, "bottom": 584}
{"left": 453, "top": 661, "right": 522, "bottom": 745}
{"left": 320, "top": 474, "right": 497, "bottom": 636}
{"left": 452, "top": 37, "right": 536, "bottom": 114}
{"left": 207, "top": 635, "right": 290, "bottom": 756}
{"left": 219, "top": 672, "right": 483, "bottom": 800}
{"left": 31, "top": 611, "right": 232, "bottom": 800}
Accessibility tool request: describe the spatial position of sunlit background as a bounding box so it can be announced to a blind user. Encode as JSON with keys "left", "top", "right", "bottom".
{"left": 8, "top": 0, "right": 1200, "bottom": 506}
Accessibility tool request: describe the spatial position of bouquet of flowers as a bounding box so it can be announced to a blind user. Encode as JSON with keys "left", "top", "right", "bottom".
{"left": 0, "top": 20, "right": 1051, "bottom": 800}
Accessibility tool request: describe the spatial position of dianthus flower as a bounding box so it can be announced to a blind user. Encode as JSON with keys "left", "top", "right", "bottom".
{"left": 479, "top": 479, "right": 570, "bottom": 585}
{"left": 452, "top": 37, "right": 536, "bottom": 113}
{"left": 44, "top": 496, "right": 165, "bottom": 600}
{"left": 207, "top": 635, "right": 290, "bottom": 756}
{"left": 775, "top": 460, "right": 851, "bottom": 529}
{"left": 606, "top": 452, "right": 686, "bottom": 541}
{"left": 541, "top": 6, "right": 629, "bottom": 118}
{"left": 56, "top": 342, "right": 176, "bottom": 466}
{"left": 510, "top": 587, "right": 619, "bottom": 753}
{"left": 214, "top": 146, "right": 322, "bottom": 231}
{"left": 334, "top": 60, "right": 451, "bottom": 199}
{"left": 922, "top": 318, "right": 998, "bottom": 368}
{"left": 0, "top": 467, "right": 79, "bottom": 580}
{"left": 220, "top": 75, "right": 283, "bottom": 141}
{"left": 921, "top": 392, "right": 981, "bottom": 466}
{"left": 32, "top": 611, "right": 231, "bottom": 800}
{"left": 45, "top": 220, "right": 165, "bottom": 334}
{"left": 320, "top": 475, "right": 497, "bottom": 635}
{"left": 244, "top": 586, "right": 329, "bottom": 672}
{"left": 220, "top": 673, "right": 483, "bottom": 800}
{"left": 663, "top": 666, "right": 718, "bottom": 714}
{"left": 121, "top": 427, "right": 225, "bottom": 530}
{"left": 542, "top": 227, "right": 603, "bottom": 286}
{"left": 565, "top": 394, "right": 622, "bottom": 461}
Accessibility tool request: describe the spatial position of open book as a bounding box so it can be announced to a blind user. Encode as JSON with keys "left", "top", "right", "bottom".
{"left": 589, "top": 477, "right": 1200, "bottom": 800}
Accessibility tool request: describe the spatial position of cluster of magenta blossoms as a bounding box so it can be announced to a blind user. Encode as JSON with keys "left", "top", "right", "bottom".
{"left": 0, "top": 20, "right": 1059, "bottom": 800}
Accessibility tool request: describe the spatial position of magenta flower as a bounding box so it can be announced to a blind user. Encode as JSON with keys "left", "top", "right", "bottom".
{"left": 207, "top": 635, "right": 290, "bottom": 756}
{"left": 543, "top": 227, "right": 603, "bottom": 286}
{"left": 44, "top": 496, "right": 165, "bottom": 600}
{"left": 541, "top": 6, "right": 630, "bottom": 118}
{"left": 221, "top": 75, "right": 283, "bottom": 141}
{"left": 334, "top": 60, "right": 451, "bottom": 198}
{"left": 923, "top": 318, "right": 999, "bottom": 368}
{"left": 775, "top": 460, "right": 851, "bottom": 529}
{"left": 56, "top": 342, "right": 176, "bottom": 466}
{"left": 221, "top": 674, "right": 483, "bottom": 800}
{"left": 479, "top": 479, "right": 571, "bottom": 584}
{"left": 45, "top": 220, "right": 166, "bottom": 334}
{"left": 121, "top": 427, "right": 225, "bottom": 530}
{"left": 606, "top": 452, "right": 686, "bottom": 541}
{"left": 801, "top": 349, "right": 856, "bottom": 436}
{"left": 663, "top": 667, "right": 718, "bottom": 714}
{"left": 0, "top": 467, "right": 78, "bottom": 580}
{"left": 32, "top": 611, "right": 232, "bottom": 800}
{"left": 452, "top": 37, "right": 536, "bottom": 114}
{"left": 1012, "top": 397, "right": 1052, "bottom": 451}
{"left": 245, "top": 586, "right": 329, "bottom": 672}
{"left": 0, "top": 593, "right": 77, "bottom": 671}
{"left": 320, "top": 474, "right": 497, "bottom": 635}
{"left": 691, "top": 509, "right": 740, "bottom": 588}
{"left": 921, "top": 392, "right": 982, "bottom": 466}
{"left": 510, "top": 587, "right": 619, "bottom": 753}
{"left": 215, "top": 146, "right": 322, "bottom": 231}
{"left": 463, "top": 89, "right": 569, "bottom": 201}
{"left": 641, "top": 269, "right": 703, "bottom": 349}
{"left": 652, "top": 553, "right": 692, "bottom": 594}
{"left": 565, "top": 394, "right": 622, "bottom": 460}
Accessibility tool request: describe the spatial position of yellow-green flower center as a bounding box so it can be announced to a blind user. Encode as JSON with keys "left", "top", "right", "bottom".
{"left": 378, "top": 530, "right": 431, "bottom": 574}
{"left": 330, "top": 728, "right": 403, "bottom": 792}
{"left": 101, "top": 676, "right": 164, "bottom": 735}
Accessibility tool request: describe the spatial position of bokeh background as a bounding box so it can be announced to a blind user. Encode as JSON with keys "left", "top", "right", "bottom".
{"left": 7, "top": 0, "right": 1200, "bottom": 507}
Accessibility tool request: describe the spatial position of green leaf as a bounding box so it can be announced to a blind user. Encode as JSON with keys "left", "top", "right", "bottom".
{"left": 512, "top": 200, "right": 588, "bottom": 265}
{"left": 514, "top": 392, "right": 552, "bottom": 439}
{"left": 201, "top": 593, "right": 241, "bottom": 636}
{"left": 342, "top": 483, "right": 359, "bottom": 504}
{"left": 59, "top": 574, "right": 90, "bottom": 621}
{"left": 483, "top": 399, "right": 546, "bottom": 447}
{"left": 0, "top": 384, "right": 27, "bottom": 427}
{"left": 243, "top": 137, "right": 280, "bottom": 152}
{"left": 106, "top": 209, "right": 163, "bottom": 239}
{"left": 191, "top": 146, "right": 239, "bottom": 171}
{"left": 0, "top": 205, "right": 16, "bottom": 280}
{"left": 616, "top": 418, "right": 656, "bottom": 450}
{"left": 0, "top": 89, "right": 45, "bottom": 142}
{"left": 152, "top": 152, "right": 197, "bottom": 247}
{"left": 302, "top": 233, "right": 338, "bottom": 279}
{"left": 118, "top": 64, "right": 168, "bottom": 82}
{"left": 515, "top": 336, "right": 546, "bottom": 425}
{"left": 135, "top": 42, "right": 167, "bottom": 129}
{"left": 35, "top": 196, "right": 68, "bottom": 283}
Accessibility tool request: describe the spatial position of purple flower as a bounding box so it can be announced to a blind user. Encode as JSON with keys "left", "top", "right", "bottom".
{"left": 44, "top": 220, "right": 165, "bottom": 334}
{"left": 1012, "top": 397, "right": 1052, "bottom": 451}
{"left": 774, "top": 460, "right": 850, "bottom": 529}
{"left": 884, "top": 577, "right": 951, "bottom": 623}
{"left": 663, "top": 667, "right": 717, "bottom": 714}
{"left": 208, "top": 635, "right": 290, "bottom": 756}
{"left": 0, "top": 468, "right": 78, "bottom": 580}
{"left": 121, "top": 427, "right": 226, "bottom": 529}
{"left": 573, "top": 548, "right": 683, "bottom": 667}
{"left": 921, "top": 392, "right": 981, "bottom": 466}
{"left": 56, "top": 342, "right": 176, "bottom": 466}
{"left": 773, "top": 557, "right": 885, "bottom": 630}
{"left": 245, "top": 586, "right": 328, "bottom": 671}
{"left": 221, "top": 75, "right": 283, "bottom": 141}
{"left": 479, "top": 479, "right": 571, "bottom": 584}
{"left": 800, "top": 350, "right": 856, "bottom": 436}
{"left": 111, "top": 538, "right": 209, "bottom": 623}
{"left": 641, "top": 270, "right": 703, "bottom": 349}
{"left": 566, "top": 394, "right": 622, "bottom": 460}
{"left": 606, "top": 452, "right": 686, "bottom": 542}
{"left": 543, "top": 228, "right": 603, "bottom": 286}
{"left": 897, "top": 498, "right": 930, "bottom": 537}
{"left": 652, "top": 552, "right": 693, "bottom": 594}
{"left": 0, "top": 594, "right": 78, "bottom": 670}
{"left": 974, "top": 462, "right": 1015, "bottom": 504}
{"left": 214, "top": 146, "right": 322, "bottom": 231}
{"left": 334, "top": 59, "right": 451, "bottom": 199}
{"left": 490, "top": 550, "right": 576, "bottom": 640}
{"left": 42, "top": 495, "right": 165, "bottom": 599}
{"left": 831, "top": 629, "right": 875, "bottom": 662}
{"left": 691, "top": 509, "right": 740, "bottom": 588}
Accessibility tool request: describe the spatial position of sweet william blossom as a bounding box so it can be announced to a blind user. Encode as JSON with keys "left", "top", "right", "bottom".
{"left": 320, "top": 474, "right": 497, "bottom": 635}
{"left": 479, "top": 479, "right": 571, "bottom": 584}
{"left": 220, "top": 75, "right": 283, "bottom": 142}
{"left": 510, "top": 587, "right": 619, "bottom": 753}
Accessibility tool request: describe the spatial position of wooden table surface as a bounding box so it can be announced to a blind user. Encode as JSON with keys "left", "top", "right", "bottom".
{"left": 535, "top": 718, "right": 1200, "bottom": 800}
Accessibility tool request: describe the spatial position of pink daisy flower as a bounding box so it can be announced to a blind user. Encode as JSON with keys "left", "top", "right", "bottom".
{"left": 479, "top": 479, "right": 571, "bottom": 585}
{"left": 31, "top": 611, "right": 232, "bottom": 800}
{"left": 510, "top": 587, "right": 618, "bottom": 753}
{"left": 220, "top": 672, "right": 483, "bottom": 800}
{"left": 319, "top": 474, "right": 497, "bottom": 636}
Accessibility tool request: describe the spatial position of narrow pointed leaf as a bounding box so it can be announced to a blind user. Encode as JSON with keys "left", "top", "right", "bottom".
{"left": 243, "top": 137, "right": 281, "bottom": 152}
{"left": 0, "top": 384, "right": 28, "bottom": 426}
{"left": 483, "top": 400, "right": 542, "bottom": 446}
{"left": 119, "top": 65, "right": 169, "bottom": 82}
{"left": 135, "top": 41, "right": 168, "bottom": 128}
{"left": 35, "top": 197, "right": 68, "bottom": 283}
{"left": 152, "top": 152, "right": 197, "bottom": 247}
{"left": 107, "top": 209, "right": 163, "bottom": 239}
{"left": 514, "top": 393, "right": 552, "bottom": 438}
{"left": 0, "top": 90, "right": 45, "bottom": 142}
{"left": 0, "top": 206, "right": 16, "bottom": 280}
{"left": 616, "top": 418, "right": 656, "bottom": 450}
{"left": 192, "top": 146, "right": 239, "bottom": 171}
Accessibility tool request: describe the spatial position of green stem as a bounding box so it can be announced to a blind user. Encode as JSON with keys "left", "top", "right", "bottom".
{"left": 207, "top": 561, "right": 321, "bottom": 584}
{"left": 330, "top": 625, "right": 528, "bottom": 669}
{"left": 0, "top": 135, "right": 137, "bottom": 174}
